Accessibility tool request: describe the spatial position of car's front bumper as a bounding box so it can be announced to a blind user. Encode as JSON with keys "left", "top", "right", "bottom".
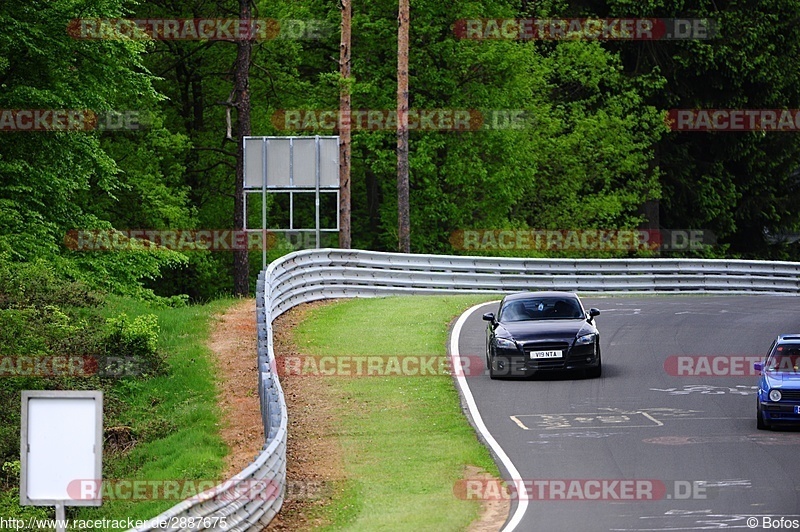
{"left": 760, "top": 401, "right": 800, "bottom": 424}
{"left": 492, "top": 342, "right": 599, "bottom": 377}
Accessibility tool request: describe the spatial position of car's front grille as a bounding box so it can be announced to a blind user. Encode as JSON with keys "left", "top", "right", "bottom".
{"left": 779, "top": 390, "right": 800, "bottom": 401}
{"left": 528, "top": 359, "right": 566, "bottom": 369}
{"left": 521, "top": 342, "right": 570, "bottom": 369}
{"left": 521, "top": 342, "right": 570, "bottom": 354}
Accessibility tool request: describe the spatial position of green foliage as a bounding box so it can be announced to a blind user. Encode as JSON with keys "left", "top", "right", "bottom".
{"left": 1, "top": 0, "right": 799, "bottom": 300}
{"left": 550, "top": 0, "right": 800, "bottom": 258}
{"left": 74, "top": 297, "right": 231, "bottom": 526}
{"left": 339, "top": 1, "right": 663, "bottom": 253}
{"left": 0, "top": 255, "right": 231, "bottom": 525}
{"left": 119, "top": 0, "right": 665, "bottom": 266}
{"left": 0, "top": 261, "right": 168, "bottom": 470}
{"left": 103, "top": 313, "right": 164, "bottom": 376}
{"left": 0, "top": 488, "right": 50, "bottom": 523}
{"left": 0, "top": 0, "right": 192, "bottom": 296}
{"left": 1, "top": 461, "right": 19, "bottom": 490}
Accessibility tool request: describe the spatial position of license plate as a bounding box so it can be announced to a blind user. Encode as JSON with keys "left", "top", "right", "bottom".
{"left": 795, "top": 406, "right": 800, "bottom": 415}
{"left": 530, "top": 350, "right": 562, "bottom": 359}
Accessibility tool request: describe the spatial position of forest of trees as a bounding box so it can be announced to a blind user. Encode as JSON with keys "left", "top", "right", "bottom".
{"left": 2, "top": 0, "right": 800, "bottom": 301}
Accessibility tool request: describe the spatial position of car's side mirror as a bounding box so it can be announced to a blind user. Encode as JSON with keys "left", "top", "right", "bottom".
{"left": 588, "top": 308, "right": 600, "bottom": 322}
{"left": 754, "top": 362, "right": 763, "bottom": 372}
{"left": 482, "top": 312, "right": 495, "bottom": 324}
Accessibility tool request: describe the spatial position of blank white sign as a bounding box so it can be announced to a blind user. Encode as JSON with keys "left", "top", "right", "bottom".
{"left": 243, "top": 136, "right": 339, "bottom": 189}
{"left": 22, "top": 392, "right": 102, "bottom": 505}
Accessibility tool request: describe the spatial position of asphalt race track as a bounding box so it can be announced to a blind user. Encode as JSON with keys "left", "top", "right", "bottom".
{"left": 452, "top": 295, "right": 800, "bottom": 531}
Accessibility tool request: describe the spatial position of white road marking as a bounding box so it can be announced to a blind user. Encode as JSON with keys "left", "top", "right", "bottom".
{"left": 639, "top": 411, "right": 665, "bottom": 426}
{"left": 451, "top": 301, "right": 528, "bottom": 532}
{"left": 511, "top": 411, "right": 663, "bottom": 430}
{"left": 602, "top": 308, "right": 642, "bottom": 315}
{"left": 510, "top": 416, "right": 528, "bottom": 430}
{"left": 531, "top": 431, "right": 628, "bottom": 439}
{"left": 650, "top": 385, "right": 757, "bottom": 396}
{"left": 609, "top": 510, "right": 791, "bottom": 531}
{"left": 697, "top": 479, "right": 751, "bottom": 488}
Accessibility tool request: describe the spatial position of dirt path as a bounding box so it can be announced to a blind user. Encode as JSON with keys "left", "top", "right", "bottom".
{"left": 207, "top": 298, "right": 262, "bottom": 477}
{"left": 208, "top": 298, "right": 508, "bottom": 530}
{"left": 208, "top": 299, "right": 345, "bottom": 530}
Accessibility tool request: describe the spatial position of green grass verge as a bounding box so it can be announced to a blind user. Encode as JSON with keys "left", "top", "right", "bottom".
{"left": 292, "top": 295, "right": 501, "bottom": 531}
{"left": 65, "top": 296, "right": 237, "bottom": 530}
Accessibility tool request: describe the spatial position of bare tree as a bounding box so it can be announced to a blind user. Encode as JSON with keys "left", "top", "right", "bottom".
{"left": 397, "top": 0, "right": 410, "bottom": 253}
{"left": 232, "top": 0, "right": 252, "bottom": 295}
{"left": 339, "top": 0, "right": 352, "bottom": 249}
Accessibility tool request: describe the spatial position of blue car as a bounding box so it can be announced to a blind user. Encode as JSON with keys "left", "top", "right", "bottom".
{"left": 754, "top": 334, "right": 800, "bottom": 430}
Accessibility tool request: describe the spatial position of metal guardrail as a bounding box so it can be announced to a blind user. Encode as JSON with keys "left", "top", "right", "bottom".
{"left": 132, "top": 249, "right": 800, "bottom": 531}
{"left": 267, "top": 251, "right": 800, "bottom": 315}
{"left": 130, "top": 270, "right": 286, "bottom": 532}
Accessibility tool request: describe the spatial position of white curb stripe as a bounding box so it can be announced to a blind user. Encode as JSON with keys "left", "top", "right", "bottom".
{"left": 450, "top": 301, "right": 528, "bottom": 532}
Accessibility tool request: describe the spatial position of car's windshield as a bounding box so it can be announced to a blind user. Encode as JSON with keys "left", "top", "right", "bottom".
{"left": 766, "top": 347, "right": 800, "bottom": 372}
{"left": 500, "top": 298, "right": 584, "bottom": 322}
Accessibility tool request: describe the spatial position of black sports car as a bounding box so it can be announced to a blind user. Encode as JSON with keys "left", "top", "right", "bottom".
{"left": 482, "top": 291, "right": 601, "bottom": 379}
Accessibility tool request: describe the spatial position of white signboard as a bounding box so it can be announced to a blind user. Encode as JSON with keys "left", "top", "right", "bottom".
{"left": 243, "top": 136, "right": 339, "bottom": 189}
{"left": 20, "top": 391, "right": 103, "bottom": 506}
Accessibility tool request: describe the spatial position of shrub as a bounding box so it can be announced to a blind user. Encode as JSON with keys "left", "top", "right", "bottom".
{"left": 103, "top": 313, "right": 164, "bottom": 377}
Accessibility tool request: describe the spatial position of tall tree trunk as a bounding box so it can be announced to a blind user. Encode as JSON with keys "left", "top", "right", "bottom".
{"left": 233, "top": 0, "right": 252, "bottom": 295}
{"left": 339, "top": 0, "right": 352, "bottom": 249}
{"left": 397, "top": 0, "right": 410, "bottom": 253}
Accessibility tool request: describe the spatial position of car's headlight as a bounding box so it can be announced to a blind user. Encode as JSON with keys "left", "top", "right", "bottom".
{"left": 494, "top": 337, "right": 517, "bottom": 350}
{"left": 575, "top": 333, "right": 596, "bottom": 345}
{"left": 769, "top": 389, "right": 782, "bottom": 402}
